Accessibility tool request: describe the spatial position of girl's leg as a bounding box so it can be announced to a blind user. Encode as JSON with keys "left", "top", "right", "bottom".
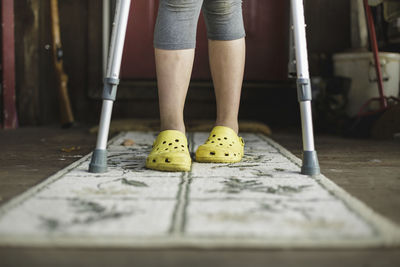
{"left": 155, "top": 48, "right": 194, "bottom": 134}
{"left": 195, "top": 0, "right": 245, "bottom": 163}
{"left": 208, "top": 38, "right": 245, "bottom": 134}
{"left": 202, "top": 0, "right": 246, "bottom": 134}
{"left": 147, "top": 0, "right": 203, "bottom": 171}
{"left": 154, "top": 0, "right": 203, "bottom": 134}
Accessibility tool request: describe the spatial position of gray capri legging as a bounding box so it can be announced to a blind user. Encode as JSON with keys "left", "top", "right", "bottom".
{"left": 154, "top": 0, "right": 245, "bottom": 50}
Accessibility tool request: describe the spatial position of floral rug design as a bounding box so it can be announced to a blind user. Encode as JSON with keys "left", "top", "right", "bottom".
{"left": 0, "top": 132, "right": 399, "bottom": 248}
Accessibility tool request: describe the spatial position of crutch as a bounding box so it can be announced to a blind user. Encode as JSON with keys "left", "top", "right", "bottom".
{"left": 90, "top": 0, "right": 319, "bottom": 175}
{"left": 89, "top": 0, "right": 131, "bottom": 173}
{"left": 290, "top": 0, "right": 320, "bottom": 175}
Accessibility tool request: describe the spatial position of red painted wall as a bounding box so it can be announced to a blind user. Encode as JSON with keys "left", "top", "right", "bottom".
{"left": 120, "top": 0, "right": 289, "bottom": 81}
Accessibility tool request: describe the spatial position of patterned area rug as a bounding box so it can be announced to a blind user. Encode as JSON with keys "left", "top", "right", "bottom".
{"left": 0, "top": 132, "right": 399, "bottom": 248}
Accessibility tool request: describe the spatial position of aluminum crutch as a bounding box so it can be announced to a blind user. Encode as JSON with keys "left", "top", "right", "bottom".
{"left": 290, "top": 0, "right": 320, "bottom": 176}
{"left": 89, "top": 0, "right": 131, "bottom": 173}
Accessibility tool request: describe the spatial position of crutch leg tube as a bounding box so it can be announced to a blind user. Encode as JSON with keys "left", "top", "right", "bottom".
{"left": 291, "top": 0, "right": 320, "bottom": 176}
{"left": 89, "top": 0, "right": 131, "bottom": 173}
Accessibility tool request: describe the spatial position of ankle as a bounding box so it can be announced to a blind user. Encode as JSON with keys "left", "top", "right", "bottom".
{"left": 214, "top": 120, "right": 239, "bottom": 134}
{"left": 160, "top": 123, "right": 186, "bottom": 134}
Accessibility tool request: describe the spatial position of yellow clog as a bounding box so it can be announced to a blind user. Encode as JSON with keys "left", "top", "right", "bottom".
{"left": 195, "top": 126, "right": 244, "bottom": 163}
{"left": 146, "top": 130, "right": 191, "bottom": 172}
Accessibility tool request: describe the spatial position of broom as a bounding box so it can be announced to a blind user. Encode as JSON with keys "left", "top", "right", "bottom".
{"left": 50, "top": 0, "right": 75, "bottom": 128}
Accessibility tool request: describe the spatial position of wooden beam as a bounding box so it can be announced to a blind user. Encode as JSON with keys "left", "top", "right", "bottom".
{"left": 1, "top": 0, "right": 18, "bottom": 128}
{"left": 14, "top": 0, "right": 41, "bottom": 125}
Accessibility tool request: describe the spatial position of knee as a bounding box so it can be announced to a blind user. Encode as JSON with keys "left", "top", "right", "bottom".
{"left": 154, "top": 0, "right": 201, "bottom": 50}
{"left": 164, "top": 0, "right": 198, "bottom": 13}
{"left": 202, "top": 0, "right": 245, "bottom": 41}
{"left": 202, "top": 0, "right": 241, "bottom": 17}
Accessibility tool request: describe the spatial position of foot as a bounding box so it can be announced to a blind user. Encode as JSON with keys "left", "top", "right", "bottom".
{"left": 146, "top": 130, "right": 191, "bottom": 172}
{"left": 195, "top": 126, "right": 244, "bottom": 163}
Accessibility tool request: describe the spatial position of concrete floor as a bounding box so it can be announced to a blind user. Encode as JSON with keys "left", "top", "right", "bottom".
{"left": 0, "top": 126, "right": 399, "bottom": 267}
